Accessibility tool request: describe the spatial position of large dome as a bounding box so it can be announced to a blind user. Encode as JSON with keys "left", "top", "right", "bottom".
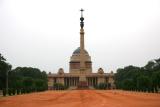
{"left": 72, "top": 47, "right": 89, "bottom": 55}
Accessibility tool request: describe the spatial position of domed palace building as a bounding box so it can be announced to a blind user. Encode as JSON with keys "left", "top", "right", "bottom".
{"left": 48, "top": 9, "right": 115, "bottom": 89}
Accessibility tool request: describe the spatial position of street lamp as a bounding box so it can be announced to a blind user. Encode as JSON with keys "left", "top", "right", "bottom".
{"left": 6, "top": 69, "right": 8, "bottom": 95}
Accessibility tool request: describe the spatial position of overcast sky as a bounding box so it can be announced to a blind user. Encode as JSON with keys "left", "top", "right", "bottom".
{"left": 0, "top": 0, "right": 160, "bottom": 73}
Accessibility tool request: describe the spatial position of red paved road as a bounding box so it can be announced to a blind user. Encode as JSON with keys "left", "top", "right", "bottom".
{"left": 0, "top": 90, "right": 160, "bottom": 107}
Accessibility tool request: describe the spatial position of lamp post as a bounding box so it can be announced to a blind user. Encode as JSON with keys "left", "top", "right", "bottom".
{"left": 6, "top": 70, "right": 8, "bottom": 94}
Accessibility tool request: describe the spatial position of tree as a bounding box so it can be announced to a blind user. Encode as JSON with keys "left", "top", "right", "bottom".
{"left": 0, "top": 53, "right": 11, "bottom": 92}
{"left": 137, "top": 76, "right": 151, "bottom": 92}
{"left": 144, "top": 61, "right": 155, "bottom": 70}
{"left": 152, "top": 71, "right": 160, "bottom": 93}
{"left": 22, "top": 77, "right": 34, "bottom": 93}
{"left": 35, "top": 79, "right": 47, "bottom": 91}
{"left": 10, "top": 67, "right": 48, "bottom": 92}
{"left": 115, "top": 58, "right": 160, "bottom": 93}
{"left": 122, "top": 79, "right": 134, "bottom": 90}
{"left": 115, "top": 66, "right": 140, "bottom": 90}
{"left": 23, "top": 77, "right": 34, "bottom": 88}
{"left": 0, "top": 53, "right": 48, "bottom": 96}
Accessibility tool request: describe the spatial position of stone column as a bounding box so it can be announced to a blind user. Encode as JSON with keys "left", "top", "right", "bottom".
{"left": 75, "top": 78, "right": 77, "bottom": 86}
{"left": 74, "top": 77, "right": 76, "bottom": 86}
{"left": 91, "top": 78, "right": 92, "bottom": 86}
{"left": 80, "top": 28, "right": 86, "bottom": 71}
{"left": 72, "top": 77, "right": 73, "bottom": 86}
{"left": 73, "top": 78, "right": 74, "bottom": 86}
{"left": 71, "top": 78, "right": 73, "bottom": 86}
{"left": 88, "top": 78, "right": 90, "bottom": 86}
{"left": 87, "top": 78, "right": 89, "bottom": 86}
{"left": 93, "top": 78, "right": 94, "bottom": 86}
{"left": 67, "top": 78, "right": 69, "bottom": 86}
{"left": 69, "top": 77, "right": 70, "bottom": 86}
{"left": 77, "top": 77, "right": 78, "bottom": 86}
{"left": 70, "top": 77, "right": 72, "bottom": 86}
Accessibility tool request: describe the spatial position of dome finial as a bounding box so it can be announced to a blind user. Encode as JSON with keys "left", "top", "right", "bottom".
{"left": 80, "top": 8, "right": 84, "bottom": 17}
{"left": 80, "top": 8, "right": 84, "bottom": 28}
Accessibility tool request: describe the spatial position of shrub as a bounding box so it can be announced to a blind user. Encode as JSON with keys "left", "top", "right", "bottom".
{"left": 95, "top": 83, "right": 108, "bottom": 90}
{"left": 2, "top": 88, "right": 6, "bottom": 96}
{"left": 8, "top": 88, "right": 12, "bottom": 96}
{"left": 21, "top": 88, "right": 26, "bottom": 94}
{"left": 12, "top": 88, "right": 16, "bottom": 95}
{"left": 17, "top": 89, "right": 20, "bottom": 95}
{"left": 53, "top": 83, "right": 66, "bottom": 90}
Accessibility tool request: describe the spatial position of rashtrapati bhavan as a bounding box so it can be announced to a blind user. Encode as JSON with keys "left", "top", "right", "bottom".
{"left": 48, "top": 9, "right": 115, "bottom": 89}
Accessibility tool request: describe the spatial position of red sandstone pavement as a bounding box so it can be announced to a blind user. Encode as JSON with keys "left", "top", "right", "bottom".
{"left": 0, "top": 90, "right": 160, "bottom": 107}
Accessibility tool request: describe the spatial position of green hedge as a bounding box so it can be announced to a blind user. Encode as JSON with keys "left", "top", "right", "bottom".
{"left": 95, "top": 83, "right": 110, "bottom": 90}
{"left": 53, "top": 83, "right": 68, "bottom": 90}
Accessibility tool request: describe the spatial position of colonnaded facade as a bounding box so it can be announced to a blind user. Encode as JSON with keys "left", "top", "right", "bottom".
{"left": 48, "top": 9, "right": 115, "bottom": 89}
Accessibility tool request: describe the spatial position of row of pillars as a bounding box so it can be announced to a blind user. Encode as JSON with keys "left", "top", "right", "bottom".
{"left": 64, "top": 77, "right": 79, "bottom": 86}
{"left": 87, "top": 77, "right": 98, "bottom": 86}
{"left": 63, "top": 77, "right": 98, "bottom": 87}
{"left": 53, "top": 77, "right": 110, "bottom": 87}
